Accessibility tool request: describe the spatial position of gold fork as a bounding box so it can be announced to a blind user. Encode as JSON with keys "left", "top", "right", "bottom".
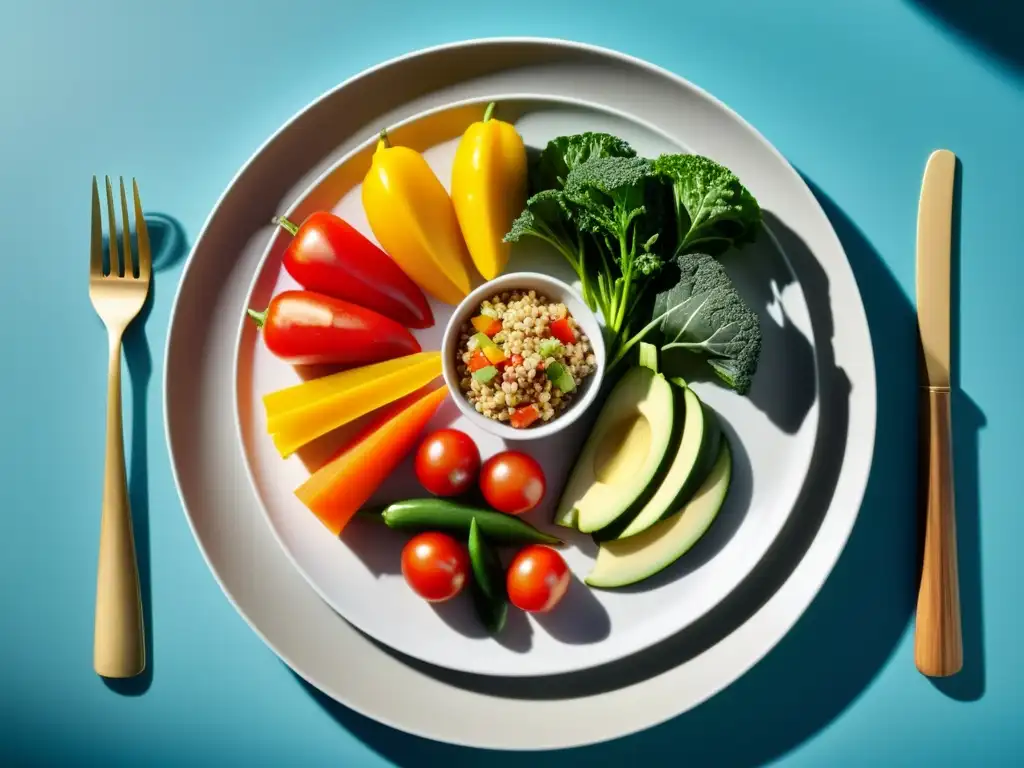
{"left": 89, "top": 176, "right": 150, "bottom": 678}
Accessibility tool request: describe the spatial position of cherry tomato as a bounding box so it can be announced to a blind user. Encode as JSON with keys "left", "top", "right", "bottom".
{"left": 507, "top": 545, "right": 570, "bottom": 613}
{"left": 479, "top": 450, "right": 546, "bottom": 515}
{"left": 401, "top": 532, "right": 469, "bottom": 602}
{"left": 415, "top": 429, "right": 481, "bottom": 496}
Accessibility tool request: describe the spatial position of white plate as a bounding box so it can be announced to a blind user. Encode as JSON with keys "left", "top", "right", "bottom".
{"left": 165, "top": 38, "right": 875, "bottom": 748}
{"left": 234, "top": 95, "right": 821, "bottom": 677}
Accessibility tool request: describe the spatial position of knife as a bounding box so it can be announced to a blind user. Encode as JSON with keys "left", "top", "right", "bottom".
{"left": 913, "top": 149, "right": 962, "bottom": 677}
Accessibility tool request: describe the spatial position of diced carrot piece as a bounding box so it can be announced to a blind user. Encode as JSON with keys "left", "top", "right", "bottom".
{"left": 550, "top": 317, "right": 575, "bottom": 345}
{"left": 294, "top": 385, "right": 449, "bottom": 535}
{"left": 471, "top": 315, "right": 502, "bottom": 336}
{"left": 468, "top": 348, "right": 491, "bottom": 372}
{"left": 510, "top": 403, "right": 541, "bottom": 429}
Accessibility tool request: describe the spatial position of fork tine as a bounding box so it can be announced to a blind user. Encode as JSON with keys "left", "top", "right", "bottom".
{"left": 119, "top": 177, "right": 134, "bottom": 278}
{"left": 91, "top": 177, "right": 103, "bottom": 276}
{"left": 104, "top": 176, "right": 121, "bottom": 277}
{"left": 133, "top": 179, "right": 151, "bottom": 280}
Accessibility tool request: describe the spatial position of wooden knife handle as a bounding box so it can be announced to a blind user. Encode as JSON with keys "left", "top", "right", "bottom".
{"left": 914, "top": 387, "right": 962, "bottom": 677}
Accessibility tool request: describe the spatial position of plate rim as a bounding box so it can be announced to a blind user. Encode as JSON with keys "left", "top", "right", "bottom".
{"left": 163, "top": 35, "right": 877, "bottom": 749}
{"left": 229, "top": 91, "right": 824, "bottom": 677}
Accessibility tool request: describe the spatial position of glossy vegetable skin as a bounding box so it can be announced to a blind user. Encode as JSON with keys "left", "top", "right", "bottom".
{"left": 247, "top": 289, "right": 421, "bottom": 366}
{"left": 362, "top": 130, "right": 474, "bottom": 305}
{"left": 378, "top": 499, "right": 562, "bottom": 545}
{"left": 275, "top": 212, "right": 433, "bottom": 329}
{"left": 451, "top": 102, "right": 528, "bottom": 280}
{"left": 468, "top": 518, "right": 508, "bottom": 633}
{"left": 263, "top": 351, "right": 442, "bottom": 457}
{"left": 293, "top": 385, "right": 448, "bottom": 534}
{"left": 401, "top": 532, "right": 469, "bottom": 602}
{"left": 480, "top": 450, "right": 546, "bottom": 513}
{"left": 507, "top": 546, "right": 570, "bottom": 613}
{"left": 414, "top": 429, "right": 481, "bottom": 497}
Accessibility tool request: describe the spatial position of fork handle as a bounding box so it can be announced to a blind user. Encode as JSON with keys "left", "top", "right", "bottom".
{"left": 93, "top": 329, "right": 145, "bottom": 678}
{"left": 914, "top": 387, "right": 962, "bottom": 677}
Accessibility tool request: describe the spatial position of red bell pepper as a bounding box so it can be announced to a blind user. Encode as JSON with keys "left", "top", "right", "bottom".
{"left": 275, "top": 212, "right": 434, "bottom": 329}
{"left": 468, "top": 348, "right": 491, "bottom": 373}
{"left": 510, "top": 404, "right": 541, "bottom": 429}
{"left": 247, "top": 289, "right": 421, "bottom": 366}
{"left": 550, "top": 316, "right": 576, "bottom": 345}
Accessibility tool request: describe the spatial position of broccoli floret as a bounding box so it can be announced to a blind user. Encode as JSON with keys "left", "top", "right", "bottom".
{"left": 531, "top": 132, "right": 638, "bottom": 193}
{"left": 654, "top": 154, "right": 762, "bottom": 256}
{"left": 651, "top": 252, "right": 762, "bottom": 394}
{"left": 562, "top": 156, "right": 663, "bottom": 336}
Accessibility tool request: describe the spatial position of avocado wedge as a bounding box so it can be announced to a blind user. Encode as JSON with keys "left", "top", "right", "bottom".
{"left": 585, "top": 437, "right": 732, "bottom": 589}
{"left": 596, "top": 381, "right": 722, "bottom": 541}
{"left": 553, "top": 363, "right": 676, "bottom": 533}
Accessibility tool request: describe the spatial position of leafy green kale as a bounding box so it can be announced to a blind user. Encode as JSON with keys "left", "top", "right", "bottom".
{"left": 647, "top": 252, "right": 762, "bottom": 394}
{"left": 530, "top": 132, "right": 637, "bottom": 193}
{"left": 654, "top": 154, "right": 762, "bottom": 256}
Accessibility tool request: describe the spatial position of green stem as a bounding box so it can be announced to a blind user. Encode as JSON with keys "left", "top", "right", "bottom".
{"left": 483, "top": 102, "right": 496, "bottom": 122}
{"left": 247, "top": 308, "right": 267, "bottom": 329}
{"left": 272, "top": 216, "right": 299, "bottom": 236}
{"left": 378, "top": 128, "right": 391, "bottom": 148}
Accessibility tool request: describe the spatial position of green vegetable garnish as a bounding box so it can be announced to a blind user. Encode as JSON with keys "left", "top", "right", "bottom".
{"left": 538, "top": 339, "right": 563, "bottom": 358}
{"left": 545, "top": 362, "right": 577, "bottom": 393}
{"left": 506, "top": 133, "right": 764, "bottom": 394}
{"left": 472, "top": 366, "right": 498, "bottom": 384}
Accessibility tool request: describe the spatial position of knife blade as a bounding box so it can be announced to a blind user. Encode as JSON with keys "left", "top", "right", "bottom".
{"left": 916, "top": 149, "right": 956, "bottom": 390}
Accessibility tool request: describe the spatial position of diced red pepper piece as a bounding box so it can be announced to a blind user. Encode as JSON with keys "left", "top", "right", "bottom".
{"left": 509, "top": 354, "right": 524, "bottom": 367}
{"left": 510, "top": 404, "right": 541, "bottom": 429}
{"left": 471, "top": 315, "right": 503, "bottom": 336}
{"left": 468, "top": 348, "right": 491, "bottom": 372}
{"left": 551, "top": 317, "right": 576, "bottom": 345}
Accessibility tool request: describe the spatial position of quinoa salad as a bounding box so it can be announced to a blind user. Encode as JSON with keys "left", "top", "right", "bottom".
{"left": 456, "top": 289, "right": 597, "bottom": 429}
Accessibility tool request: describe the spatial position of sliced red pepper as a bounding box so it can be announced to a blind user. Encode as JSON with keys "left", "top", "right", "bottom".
{"left": 247, "top": 290, "right": 421, "bottom": 366}
{"left": 550, "top": 316, "right": 576, "bottom": 345}
{"left": 510, "top": 404, "right": 541, "bottom": 429}
{"left": 277, "top": 212, "right": 434, "bottom": 329}
{"left": 471, "top": 315, "right": 503, "bottom": 336}
{"left": 468, "top": 348, "right": 491, "bottom": 373}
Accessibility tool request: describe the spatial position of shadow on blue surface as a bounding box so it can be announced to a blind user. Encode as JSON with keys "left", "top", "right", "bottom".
{"left": 291, "top": 183, "right": 975, "bottom": 764}
{"left": 908, "top": 0, "right": 1024, "bottom": 77}
{"left": 102, "top": 214, "right": 187, "bottom": 697}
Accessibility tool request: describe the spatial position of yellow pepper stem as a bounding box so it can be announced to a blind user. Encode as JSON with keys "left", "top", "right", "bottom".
{"left": 378, "top": 128, "right": 391, "bottom": 148}
{"left": 483, "top": 102, "right": 496, "bottom": 122}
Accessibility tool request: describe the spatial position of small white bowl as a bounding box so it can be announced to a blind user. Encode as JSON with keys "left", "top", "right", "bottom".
{"left": 441, "top": 272, "right": 606, "bottom": 441}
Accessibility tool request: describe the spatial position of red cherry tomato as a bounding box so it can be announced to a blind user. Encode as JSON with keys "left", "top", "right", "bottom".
{"left": 507, "top": 545, "right": 570, "bottom": 613}
{"left": 401, "top": 532, "right": 469, "bottom": 603}
{"left": 479, "top": 451, "right": 546, "bottom": 515}
{"left": 415, "top": 429, "right": 481, "bottom": 497}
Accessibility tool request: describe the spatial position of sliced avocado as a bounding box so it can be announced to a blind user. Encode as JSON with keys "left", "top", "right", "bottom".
{"left": 598, "top": 383, "right": 722, "bottom": 541}
{"left": 553, "top": 365, "right": 676, "bottom": 533}
{"left": 585, "top": 437, "right": 732, "bottom": 589}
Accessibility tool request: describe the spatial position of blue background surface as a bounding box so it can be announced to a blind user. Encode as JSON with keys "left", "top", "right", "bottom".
{"left": 2, "top": 0, "right": 1021, "bottom": 764}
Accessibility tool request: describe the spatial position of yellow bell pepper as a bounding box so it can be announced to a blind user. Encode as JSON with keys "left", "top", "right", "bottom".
{"left": 361, "top": 130, "right": 474, "bottom": 305}
{"left": 262, "top": 351, "right": 442, "bottom": 457}
{"left": 450, "top": 102, "right": 528, "bottom": 281}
